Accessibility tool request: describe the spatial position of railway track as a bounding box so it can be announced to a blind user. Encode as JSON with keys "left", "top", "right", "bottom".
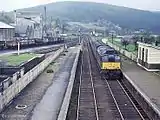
{"left": 105, "top": 79, "right": 149, "bottom": 120}
{"left": 76, "top": 40, "right": 98, "bottom": 120}
{"left": 73, "top": 36, "right": 150, "bottom": 120}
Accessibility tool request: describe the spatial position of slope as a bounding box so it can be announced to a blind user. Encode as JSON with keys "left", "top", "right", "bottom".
{"left": 18, "top": 1, "right": 160, "bottom": 33}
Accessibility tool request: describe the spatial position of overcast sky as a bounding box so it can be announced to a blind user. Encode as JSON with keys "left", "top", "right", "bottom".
{"left": 1, "top": 0, "right": 160, "bottom": 11}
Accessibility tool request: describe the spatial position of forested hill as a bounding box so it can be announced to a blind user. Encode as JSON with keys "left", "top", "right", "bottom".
{"left": 18, "top": 1, "right": 160, "bottom": 33}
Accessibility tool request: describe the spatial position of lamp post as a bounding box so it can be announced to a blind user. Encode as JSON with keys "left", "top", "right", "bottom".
{"left": 17, "top": 40, "right": 20, "bottom": 55}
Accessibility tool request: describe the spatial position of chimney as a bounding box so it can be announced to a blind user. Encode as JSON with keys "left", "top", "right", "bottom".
{"left": 14, "top": 10, "right": 17, "bottom": 25}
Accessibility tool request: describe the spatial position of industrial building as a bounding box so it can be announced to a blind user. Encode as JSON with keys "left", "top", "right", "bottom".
{"left": 137, "top": 42, "right": 160, "bottom": 71}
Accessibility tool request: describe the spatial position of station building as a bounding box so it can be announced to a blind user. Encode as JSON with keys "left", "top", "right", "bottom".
{"left": 137, "top": 42, "right": 160, "bottom": 71}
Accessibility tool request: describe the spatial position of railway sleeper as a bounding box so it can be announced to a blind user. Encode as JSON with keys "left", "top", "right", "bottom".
{"left": 120, "top": 78, "right": 155, "bottom": 119}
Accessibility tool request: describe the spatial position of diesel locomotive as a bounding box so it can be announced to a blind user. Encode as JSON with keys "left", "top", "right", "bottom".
{"left": 90, "top": 40, "right": 122, "bottom": 79}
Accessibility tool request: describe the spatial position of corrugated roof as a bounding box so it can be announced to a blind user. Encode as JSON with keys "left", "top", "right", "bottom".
{"left": 0, "top": 21, "right": 14, "bottom": 29}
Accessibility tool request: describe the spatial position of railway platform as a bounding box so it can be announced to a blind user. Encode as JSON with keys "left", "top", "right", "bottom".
{"left": 121, "top": 55, "right": 160, "bottom": 117}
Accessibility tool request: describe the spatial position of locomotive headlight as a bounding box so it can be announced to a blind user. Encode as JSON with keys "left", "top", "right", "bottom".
{"left": 102, "top": 56, "right": 108, "bottom": 62}
{"left": 115, "top": 56, "right": 120, "bottom": 61}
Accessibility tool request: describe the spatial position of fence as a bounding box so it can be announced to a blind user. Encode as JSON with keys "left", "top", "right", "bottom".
{"left": 107, "top": 42, "right": 137, "bottom": 62}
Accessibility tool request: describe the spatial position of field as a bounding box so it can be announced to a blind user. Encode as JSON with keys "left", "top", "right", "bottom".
{"left": 104, "top": 38, "right": 137, "bottom": 53}
{"left": 0, "top": 53, "right": 39, "bottom": 66}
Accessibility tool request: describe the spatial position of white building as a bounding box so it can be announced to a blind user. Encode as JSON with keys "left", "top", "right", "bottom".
{"left": 54, "top": 26, "right": 62, "bottom": 37}
{"left": 0, "top": 21, "right": 15, "bottom": 42}
{"left": 137, "top": 42, "right": 160, "bottom": 71}
{"left": 14, "top": 11, "right": 43, "bottom": 39}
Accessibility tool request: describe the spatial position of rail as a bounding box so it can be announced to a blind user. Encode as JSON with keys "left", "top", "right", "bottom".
{"left": 76, "top": 41, "right": 99, "bottom": 120}
{"left": 68, "top": 36, "right": 150, "bottom": 120}
{"left": 104, "top": 79, "right": 149, "bottom": 120}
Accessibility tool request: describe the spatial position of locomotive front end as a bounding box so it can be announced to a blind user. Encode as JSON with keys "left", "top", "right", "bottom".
{"left": 101, "top": 50, "right": 122, "bottom": 80}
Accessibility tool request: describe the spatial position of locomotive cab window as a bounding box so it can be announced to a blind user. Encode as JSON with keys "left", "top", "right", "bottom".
{"left": 105, "top": 49, "right": 115, "bottom": 55}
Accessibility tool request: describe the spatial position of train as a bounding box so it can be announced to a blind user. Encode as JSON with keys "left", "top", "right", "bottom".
{"left": 0, "top": 37, "right": 64, "bottom": 50}
{"left": 90, "top": 39, "right": 123, "bottom": 79}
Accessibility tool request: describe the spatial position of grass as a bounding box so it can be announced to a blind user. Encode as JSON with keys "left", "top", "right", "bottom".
{"left": 0, "top": 53, "right": 39, "bottom": 66}
{"left": 104, "top": 38, "right": 137, "bottom": 53}
{"left": 68, "top": 22, "right": 105, "bottom": 30}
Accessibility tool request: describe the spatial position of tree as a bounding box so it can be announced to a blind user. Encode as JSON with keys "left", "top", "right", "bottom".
{"left": 140, "top": 30, "right": 152, "bottom": 44}
{"left": 121, "top": 39, "right": 129, "bottom": 50}
{"left": 62, "top": 24, "right": 65, "bottom": 34}
{"left": 0, "top": 14, "right": 13, "bottom": 24}
{"left": 143, "top": 37, "right": 150, "bottom": 43}
{"left": 149, "top": 36, "right": 155, "bottom": 44}
{"left": 155, "top": 36, "right": 160, "bottom": 46}
{"left": 111, "top": 34, "right": 114, "bottom": 43}
{"left": 104, "top": 28, "right": 109, "bottom": 37}
{"left": 155, "top": 40, "right": 158, "bottom": 46}
{"left": 55, "top": 18, "right": 61, "bottom": 28}
{"left": 143, "top": 36, "right": 155, "bottom": 44}
{"left": 157, "top": 36, "right": 160, "bottom": 42}
{"left": 132, "top": 36, "right": 139, "bottom": 50}
{"left": 140, "top": 36, "right": 143, "bottom": 42}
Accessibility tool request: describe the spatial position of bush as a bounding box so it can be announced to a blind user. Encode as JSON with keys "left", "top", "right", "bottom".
{"left": 50, "top": 62, "right": 55, "bottom": 65}
{"left": 61, "top": 53, "right": 66, "bottom": 56}
{"left": 46, "top": 69, "right": 54, "bottom": 73}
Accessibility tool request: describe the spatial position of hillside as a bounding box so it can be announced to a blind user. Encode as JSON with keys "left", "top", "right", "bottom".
{"left": 17, "top": 1, "right": 160, "bottom": 33}
{"left": 0, "top": 12, "right": 13, "bottom": 24}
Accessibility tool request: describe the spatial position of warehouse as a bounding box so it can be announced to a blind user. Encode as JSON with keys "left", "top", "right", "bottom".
{"left": 137, "top": 42, "right": 160, "bottom": 71}
{"left": 0, "top": 21, "right": 15, "bottom": 44}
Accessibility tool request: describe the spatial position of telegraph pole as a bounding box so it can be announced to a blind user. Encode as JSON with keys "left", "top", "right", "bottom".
{"left": 17, "top": 40, "right": 20, "bottom": 55}
{"left": 111, "top": 32, "right": 113, "bottom": 43}
{"left": 104, "top": 27, "right": 107, "bottom": 37}
{"left": 14, "top": 10, "right": 17, "bottom": 25}
{"left": 78, "top": 28, "right": 81, "bottom": 44}
{"left": 44, "top": 6, "right": 47, "bottom": 35}
{"left": 44, "top": 6, "right": 46, "bottom": 27}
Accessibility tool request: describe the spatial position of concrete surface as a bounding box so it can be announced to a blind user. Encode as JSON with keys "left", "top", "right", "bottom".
{"left": 57, "top": 46, "right": 81, "bottom": 120}
{"left": 121, "top": 56, "right": 160, "bottom": 113}
{"left": 30, "top": 46, "right": 79, "bottom": 120}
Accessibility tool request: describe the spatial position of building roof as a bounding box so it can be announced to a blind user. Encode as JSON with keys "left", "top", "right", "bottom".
{"left": 0, "top": 21, "right": 14, "bottom": 29}
{"left": 16, "top": 11, "right": 41, "bottom": 17}
{"left": 16, "top": 11, "right": 42, "bottom": 24}
{"left": 138, "top": 42, "right": 160, "bottom": 50}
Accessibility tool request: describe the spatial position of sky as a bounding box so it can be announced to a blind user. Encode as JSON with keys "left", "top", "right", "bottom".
{"left": 0, "top": 0, "right": 160, "bottom": 11}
